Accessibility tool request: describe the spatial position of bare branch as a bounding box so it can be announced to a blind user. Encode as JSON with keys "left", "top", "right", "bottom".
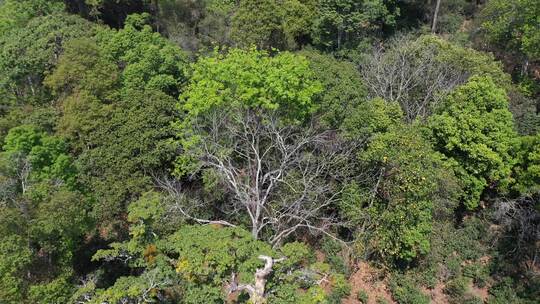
{"left": 360, "top": 34, "right": 468, "bottom": 122}
{"left": 153, "top": 172, "right": 237, "bottom": 228}
{"left": 172, "top": 108, "right": 349, "bottom": 244}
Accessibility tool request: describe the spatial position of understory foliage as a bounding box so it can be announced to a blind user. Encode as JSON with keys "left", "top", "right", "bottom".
{"left": 0, "top": 1, "right": 538, "bottom": 303}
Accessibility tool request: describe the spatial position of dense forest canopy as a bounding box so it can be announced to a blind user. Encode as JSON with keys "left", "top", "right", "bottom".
{"left": 0, "top": 1, "right": 538, "bottom": 303}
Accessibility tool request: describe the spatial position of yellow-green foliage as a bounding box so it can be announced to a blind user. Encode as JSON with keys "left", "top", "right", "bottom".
{"left": 362, "top": 124, "right": 452, "bottom": 261}
{"left": 180, "top": 47, "right": 322, "bottom": 123}
{"left": 428, "top": 76, "right": 517, "bottom": 209}
{"left": 512, "top": 133, "right": 540, "bottom": 195}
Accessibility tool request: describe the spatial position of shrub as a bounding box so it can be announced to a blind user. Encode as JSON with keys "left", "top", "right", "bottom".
{"left": 357, "top": 289, "right": 369, "bottom": 304}
{"left": 488, "top": 277, "right": 523, "bottom": 304}
{"left": 389, "top": 274, "right": 430, "bottom": 304}
{"left": 444, "top": 277, "right": 470, "bottom": 303}
{"left": 320, "top": 237, "right": 349, "bottom": 275}
{"left": 329, "top": 273, "right": 351, "bottom": 301}
{"left": 463, "top": 295, "right": 484, "bottom": 304}
{"left": 463, "top": 263, "right": 490, "bottom": 288}
{"left": 376, "top": 297, "right": 390, "bottom": 304}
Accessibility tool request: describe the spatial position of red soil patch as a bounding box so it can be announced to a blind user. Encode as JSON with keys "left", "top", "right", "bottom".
{"left": 470, "top": 283, "right": 489, "bottom": 302}
{"left": 342, "top": 262, "right": 395, "bottom": 304}
{"left": 422, "top": 283, "right": 448, "bottom": 304}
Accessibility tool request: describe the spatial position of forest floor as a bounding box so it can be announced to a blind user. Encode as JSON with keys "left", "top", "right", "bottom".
{"left": 342, "top": 261, "right": 491, "bottom": 304}
{"left": 343, "top": 262, "right": 395, "bottom": 304}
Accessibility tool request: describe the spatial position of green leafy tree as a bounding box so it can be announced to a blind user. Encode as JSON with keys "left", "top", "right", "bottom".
{"left": 179, "top": 48, "right": 320, "bottom": 126}
{"left": 2, "top": 125, "right": 77, "bottom": 186}
{"left": 311, "top": 0, "right": 399, "bottom": 51}
{"left": 97, "top": 13, "right": 188, "bottom": 96}
{"left": 428, "top": 76, "right": 518, "bottom": 209}
{"left": 300, "top": 49, "right": 367, "bottom": 128}
{"left": 0, "top": 0, "right": 65, "bottom": 35}
{"left": 512, "top": 133, "right": 540, "bottom": 195}
{"left": 0, "top": 13, "right": 94, "bottom": 104}
{"left": 481, "top": 0, "right": 540, "bottom": 61}
{"left": 29, "top": 187, "right": 90, "bottom": 263}
{"left": 231, "top": 0, "right": 316, "bottom": 50}
{"left": 341, "top": 99, "right": 457, "bottom": 261}
{"left": 0, "top": 125, "right": 89, "bottom": 303}
{"left": 364, "top": 126, "right": 453, "bottom": 261}
{"left": 88, "top": 193, "right": 340, "bottom": 303}
{"left": 91, "top": 224, "right": 337, "bottom": 303}
{"left": 0, "top": 234, "right": 32, "bottom": 303}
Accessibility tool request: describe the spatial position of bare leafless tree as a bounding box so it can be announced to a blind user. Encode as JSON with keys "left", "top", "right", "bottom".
{"left": 157, "top": 108, "right": 350, "bottom": 246}
{"left": 360, "top": 35, "right": 468, "bottom": 122}
{"left": 494, "top": 195, "right": 540, "bottom": 267}
{"left": 0, "top": 152, "right": 32, "bottom": 218}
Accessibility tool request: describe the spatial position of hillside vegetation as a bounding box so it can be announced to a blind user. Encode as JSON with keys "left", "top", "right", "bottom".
{"left": 0, "top": 1, "right": 538, "bottom": 303}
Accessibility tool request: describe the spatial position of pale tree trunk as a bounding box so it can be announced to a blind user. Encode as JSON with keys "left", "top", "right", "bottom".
{"left": 227, "top": 255, "right": 285, "bottom": 304}
{"left": 251, "top": 220, "right": 259, "bottom": 240}
{"left": 431, "top": 0, "right": 442, "bottom": 33}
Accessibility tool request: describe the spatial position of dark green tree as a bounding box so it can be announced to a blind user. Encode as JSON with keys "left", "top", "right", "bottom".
{"left": 311, "top": 0, "right": 399, "bottom": 51}
{"left": 0, "top": 125, "right": 89, "bottom": 304}
{"left": 0, "top": 13, "right": 94, "bottom": 105}
{"left": 230, "top": 0, "right": 316, "bottom": 50}
{"left": 512, "top": 133, "right": 540, "bottom": 195}
{"left": 481, "top": 0, "right": 540, "bottom": 62}
{"left": 300, "top": 49, "right": 367, "bottom": 128}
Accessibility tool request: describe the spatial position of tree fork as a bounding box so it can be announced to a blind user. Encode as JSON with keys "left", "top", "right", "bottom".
{"left": 227, "top": 255, "right": 286, "bottom": 304}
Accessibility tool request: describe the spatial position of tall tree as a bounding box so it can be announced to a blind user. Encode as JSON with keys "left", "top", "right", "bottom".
{"left": 431, "top": 0, "right": 442, "bottom": 33}
{"left": 230, "top": 0, "right": 316, "bottom": 50}
{"left": 84, "top": 193, "right": 344, "bottom": 303}
{"left": 45, "top": 14, "right": 187, "bottom": 233}
{"left": 0, "top": 125, "right": 89, "bottom": 303}
{"left": 300, "top": 50, "right": 367, "bottom": 128}
{"left": 172, "top": 48, "right": 350, "bottom": 244}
